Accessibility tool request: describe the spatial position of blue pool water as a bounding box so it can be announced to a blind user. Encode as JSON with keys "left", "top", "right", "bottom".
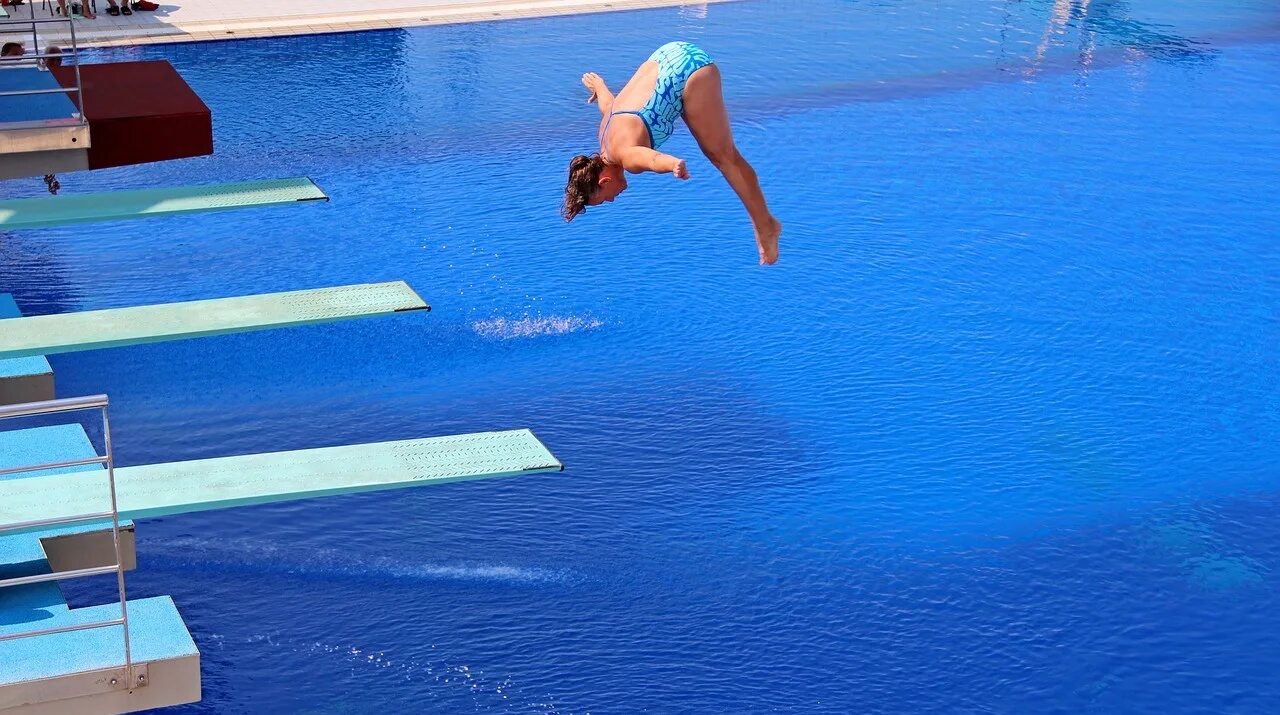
{"left": 3, "top": 0, "right": 1280, "bottom": 711}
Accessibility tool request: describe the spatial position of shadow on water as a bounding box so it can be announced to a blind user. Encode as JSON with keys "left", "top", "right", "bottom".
{"left": 1141, "top": 503, "right": 1269, "bottom": 590}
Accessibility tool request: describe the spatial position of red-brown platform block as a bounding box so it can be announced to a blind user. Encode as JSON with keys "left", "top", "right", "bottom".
{"left": 52, "top": 60, "right": 212, "bottom": 170}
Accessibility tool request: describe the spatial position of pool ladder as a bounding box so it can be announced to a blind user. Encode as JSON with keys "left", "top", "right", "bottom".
{"left": 0, "top": 395, "right": 143, "bottom": 692}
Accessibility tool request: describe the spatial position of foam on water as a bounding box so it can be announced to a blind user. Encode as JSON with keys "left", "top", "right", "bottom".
{"left": 470, "top": 314, "right": 604, "bottom": 340}
{"left": 202, "top": 631, "right": 577, "bottom": 714}
{"left": 143, "top": 536, "right": 575, "bottom": 586}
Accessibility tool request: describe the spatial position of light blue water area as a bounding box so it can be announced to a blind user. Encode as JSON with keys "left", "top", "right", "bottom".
{"left": 2, "top": 0, "right": 1279, "bottom": 712}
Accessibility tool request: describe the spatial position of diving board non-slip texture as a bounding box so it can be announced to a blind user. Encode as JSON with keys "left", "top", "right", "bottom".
{"left": 0, "top": 430, "right": 562, "bottom": 532}
{"left": 0, "top": 177, "right": 328, "bottom": 230}
{"left": 0, "top": 281, "right": 428, "bottom": 360}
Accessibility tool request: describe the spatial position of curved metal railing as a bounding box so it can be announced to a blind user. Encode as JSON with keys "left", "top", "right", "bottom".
{"left": 0, "top": 394, "right": 139, "bottom": 692}
{"left": 0, "top": 5, "right": 86, "bottom": 130}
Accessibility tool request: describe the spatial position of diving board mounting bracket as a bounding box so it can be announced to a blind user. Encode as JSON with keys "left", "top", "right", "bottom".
{"left": 0, "top": 663, "right": 149, "bottom": 711}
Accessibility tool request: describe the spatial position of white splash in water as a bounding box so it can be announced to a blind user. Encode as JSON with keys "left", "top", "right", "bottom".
{"left": 145, "top": 536, "right": 572, "bottom": 585}
{"left": 204, "top": 631, "right": 575, "bottom": 713}
{"left": 470, "top": 314, "right": 603, "bottom": 340}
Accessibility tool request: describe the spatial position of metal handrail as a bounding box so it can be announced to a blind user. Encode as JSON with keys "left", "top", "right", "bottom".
{"left": 0, "top": 564, "right": 120, "bottom": 589}
{"left": 0, "top": 454, "right": 109, "bottom": 478}
{"left": 0, "top": 510, "right": 116, "bottom": 536}
{"left": 0, "top": 395, "right": 136, "bottom": 690}
{"left": 0, "top": 86, "right": 80, "bottom": 97}
{"left": 0, "top": 16, "right": 86, "bottom": 26}
{"left": 0, "top": 616, "right": 125, "bottom": 643}
{"left": 0, "top": 2, "right": 87, "bottom": 129}
{"left": 0, "top": 394, "right": 108, "bottom": 418}
{"left": 2, "top": 49, "right": 82, "bottom": 60}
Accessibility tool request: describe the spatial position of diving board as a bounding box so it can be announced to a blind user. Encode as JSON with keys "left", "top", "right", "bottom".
{"left": 0, "top": 429, "right": 562, "bottom": 533}
{"left": 0, "top": 177, "right": 328, "bottom": 230}
{"left": 0, "top": 281, "right": 428, "bottom": 360}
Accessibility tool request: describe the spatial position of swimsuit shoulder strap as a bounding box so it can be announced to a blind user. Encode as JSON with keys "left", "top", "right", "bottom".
{"left": 600, "top": 108, "right": 640, "bottom": 163}
{"left": 599, "top": 111, "right": 616, "bottom": 162}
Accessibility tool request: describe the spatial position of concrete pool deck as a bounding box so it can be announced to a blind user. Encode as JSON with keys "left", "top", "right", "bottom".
{"left": 4, "top": 0, "right": 732, "bottom": 48}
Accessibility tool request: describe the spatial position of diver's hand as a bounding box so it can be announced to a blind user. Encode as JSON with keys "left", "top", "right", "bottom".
{"left": 673, "top": 158, "right": 689, "bottom": 180}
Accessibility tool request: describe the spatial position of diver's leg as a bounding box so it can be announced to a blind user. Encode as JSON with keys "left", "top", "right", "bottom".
{"left": 682, "top": 64, "right": 781, "bottom": 265}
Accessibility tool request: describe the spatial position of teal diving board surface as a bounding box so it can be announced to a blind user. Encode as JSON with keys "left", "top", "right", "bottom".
{"left": 0, "top": 281, "right": 428, "bottom": 360}
{"left": 0, "top": 177, "right": 329, "bottom": 230}
{"left": 0, "top": 423, "right": 136, "bottom": 558}
{"left": 0, "top": 430, "right": 562, "bottom": 532}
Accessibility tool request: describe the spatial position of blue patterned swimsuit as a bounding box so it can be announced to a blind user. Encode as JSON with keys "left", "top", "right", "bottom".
{"left": 603, "top": 42, "right": 714, "bottom": 153}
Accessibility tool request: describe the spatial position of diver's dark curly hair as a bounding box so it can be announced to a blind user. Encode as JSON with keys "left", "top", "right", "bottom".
{"left": 562, "top": 153, "right": 606, "bottom": 222}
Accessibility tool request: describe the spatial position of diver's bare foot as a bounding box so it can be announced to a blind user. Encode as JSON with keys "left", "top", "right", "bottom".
{"left": 581, "top": 72, "right": 608, "bottom": 103}
{"left": 755, "top": 216, "right": 781, "bottom": 265}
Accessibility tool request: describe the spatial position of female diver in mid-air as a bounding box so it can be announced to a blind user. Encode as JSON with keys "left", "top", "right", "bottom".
{"left": 563, "top": 41, "right": 782, "bottom": 265}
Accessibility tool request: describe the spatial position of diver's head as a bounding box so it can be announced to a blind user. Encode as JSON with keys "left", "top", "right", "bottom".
{"left": 562, "top": 153, "right": 627, "bottom": 221}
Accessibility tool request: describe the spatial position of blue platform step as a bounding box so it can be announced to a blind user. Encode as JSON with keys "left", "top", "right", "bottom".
{"left": 0, "top": 294, "right": 54, "bottom": 406}
{"left": 0, "top": 587, "right": 199, "bottom": 712}
{"left": 0, "top": 423, "right": 196, "bottom": 713}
